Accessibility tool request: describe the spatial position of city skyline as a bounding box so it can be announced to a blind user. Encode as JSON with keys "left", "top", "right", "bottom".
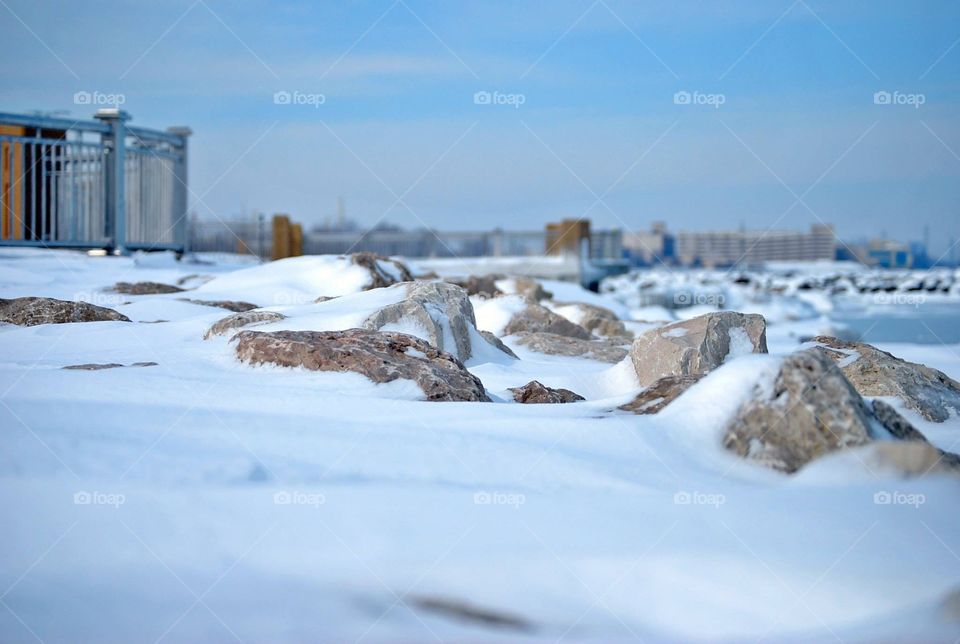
{"left": 2, "top": 1, "right": 958, "bottom": 254}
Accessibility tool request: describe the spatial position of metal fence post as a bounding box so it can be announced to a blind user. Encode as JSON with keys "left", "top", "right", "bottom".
{"left": 95, "top": 108, "right": 130, "bottom": 255}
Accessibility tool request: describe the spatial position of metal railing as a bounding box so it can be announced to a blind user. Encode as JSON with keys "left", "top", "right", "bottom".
{"left": 0, "top": 109, "right": 190, "bottom": 254}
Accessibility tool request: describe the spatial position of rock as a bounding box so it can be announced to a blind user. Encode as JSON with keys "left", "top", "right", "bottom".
{"left": 723, "top": 351, "right": 875, "bottom": 473}
{"left": 411, "top": 596, "right": 534, "bottom": 633}
{"left": 941, "top": 587, "right": 960, "bottom": 622}
{"left": 553, "top": 301, "right": 632, "bottom": 339}
{"left": 512, "top": 277, "right": 551, "bottom": 302}
{"left": 629, "top": 312, "right": 767, "bottom": 387}
{"left": 110, "top": 281, "right": 184, "bottom": 295}
{"left": 619, "top": 374, "right": 704, "bottom": 415}
{"left": 204, "top": 310, "right": 285, "bottom": 339}
{"left": 851, "top": 441, "right": 960, "bottom": 477}
{"left": 348, "top": 252, "right": 414, "bottom": 289}
{"left": 62, "top": 362, "right": 158, "bottom": 370}
{"left": 512, "top": 332, "right": 629, "bottom": 363}
{"left": 479, "top": 330, "right": 518, "bottom": 359}
{"left": 233, "top": 329, "right": 490, "bottom": 402}
{"left": 509, "top": 380, "right": 584, "bottom": 404}
{"left": 810, "top": 336, "right": 960, "bottom": 422}
{"left": 447, "top": 274, "right": 504, "bottom": 298}
{"left": 62, "top": 363, "right": 124, "bottom": 370}
{"left": 314, "top": 295, "right": 339, "bottom": 303}
{"left": 870, "top": 399, "right": 928, "bottom": 442}
{"left": 0, "top": 297, "right": 131, "bottom": 326}
{"left": 181, "top": 298, "right": 259, "bottom": 312}
{"left": 362, "top": 282, "right": 483, "bottom": 362}
{"left": 503, "top": 303, "right": 591, "bottom": 339}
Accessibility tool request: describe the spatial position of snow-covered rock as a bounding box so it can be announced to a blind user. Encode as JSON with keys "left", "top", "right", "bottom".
{"left": 0, "top": 296, "right": 131, "bottom": 326}
{"left": 232, "top": 328, "right": 490, "bottom": 402}
{"left": 810, "top": 335, "right": 960, "bottom": 422}
{"left": 628, "top": 311, "right": 768, "bottom": 387}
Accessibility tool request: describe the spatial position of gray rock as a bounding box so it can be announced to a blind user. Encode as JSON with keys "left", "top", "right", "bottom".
{"left": 362, "top": 281, "right": 482, "bottom": 361}
{"left": 619, "top": 374, "right": 704, "bottom": 415}
{"left": 504, "top": 303, "right": 591, "bottom": 339}
{"left": 851, "top": 441, "right": 960, "bottom": 477}
{"left": 204, "top": 310, "right": 285, "bottom": 339}
{"left": 723, "top": 351, "right": 875, "bottom": 473}
{"left": 0, "top": 297, "right": 130, "bottom": 326}
{"left": 509, "top": 380, "right": 584, "bottom": 404}
{"left": 512, "top": 331, "right": 629, "bottom": 363}
{"left": 62, "top": 363, "right": 125, "bottom": 370}
{"left": 554, "top": 301, "right": 632, "bottom": 339}
{"left": 348, "top": 252, "right": 414, "bottom": 289}
{"left": 181, "top": 298, "right": 259, "bottom": 312}
{"left": 870, "top": 399, "right": 928, "bottom": 442}
{"left": 233, "top": 329, "right": 490, "bottom": 402}
{"left": 447, "top": 274, "right": 504, "bottom": 298}
{"left": 411, "top": 596, "right": 534, "bottom": 633}
{"left": 480, "top": 330, "right": 518, "bottom": 359}
{"left": 62, "top": 362, "right": 158, "bottom": 370}
{"left": 512, "top": 276, "right": 551, "bottom": 302}
{"left": 811, "top": 335, "right": 960, "bottom": 422}
{"left": 629, "top": 311, "right": 767, "bottom": 387}
{"left": 111, "top": 281, "right": 184, "bottom": 295}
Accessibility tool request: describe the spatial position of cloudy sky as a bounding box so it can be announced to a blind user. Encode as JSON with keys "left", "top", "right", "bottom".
{"left": 2, "top": 0, "right": 958, "bottom": 253}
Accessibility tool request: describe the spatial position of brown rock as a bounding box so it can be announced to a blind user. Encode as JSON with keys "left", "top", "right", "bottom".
{"left": 0, "top": 297, "right": 130, "bottom": 326}
{"left": 723, "top": 351, "right": 874, "bottom": 473}
{"left": 629, "top": 312, "right": 767, "bottom": 387}
{"left": 233, "top": 329, "right": 491, "bottom": 402}
{"left": 509, "top": 380, "right": 584, "bottom": 404}
{"left": 348, "top": 252, "right": 414, "bottom": 289}
{"left": 447, "top": 274, "right": 504, "bottom": 298}
{"left": 204, "top": 310, "right": 286, "bottom": 339}
{"left": 504, "top": 303, "right": 591, "bottom": 339}
{"left": 111, "top": 281, "right": 184, "bottom": 295}
{"left": 512, "top": 332, "right": 629, "bottom": 363}
{"left": 619, "top": 374, "right": 705, "bottom": 415}
{"left": 811, "top": 336, "right": 960, "bottom": 422}
{"left": 181, "top": 298, "right": 259, "bottom": 313}
{"left": 479, "top": 330, "right": 518, "bottom": 359}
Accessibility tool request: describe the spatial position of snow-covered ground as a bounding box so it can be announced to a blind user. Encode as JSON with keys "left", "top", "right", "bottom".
{"left": 1, "top": 249, "right": 959, "bottom": 642}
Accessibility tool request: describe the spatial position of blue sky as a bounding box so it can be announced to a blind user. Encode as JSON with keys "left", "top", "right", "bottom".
{"left": 2, "top": 0, "right": 958, "bottom": 253}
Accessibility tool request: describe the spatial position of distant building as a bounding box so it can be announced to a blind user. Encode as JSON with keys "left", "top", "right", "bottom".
{"left": 676, "top": 224, "right": 836, "bottom": 267}
{"left": 866, "top": 239, "right": 913, "bottom": 268}
{"left": 623, "top": 221, "right": 674, "bottom": 266}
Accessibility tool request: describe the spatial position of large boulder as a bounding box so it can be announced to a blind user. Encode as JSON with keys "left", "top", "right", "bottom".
{"left": 810, "top": 336, "right": 960, "bottom": 422}
{"left": 503, "top": 303, "right": 591, "bottom": 339}
{"left": 723, "top": 351, "right": 875, "bottom": 473}
{"left": 512, "top": 332, "right": 629, "bottom": 363}
{"left": 0, "top": 297, "right": 130, "bottom": 326}
{"left": 348, "top": 252, "right": 414, "bottom": 289}
{"left": 509, "top": 380, "right": 584, "bottom": 404}
{"left": 204, "top": 310, "right": 286, "bottom": 339}
{"left": 233, "top": 329, "right": 490, "bottom": 402}
{"left": 619, "top": 374, "right": 704, "bottom": 415}
{"left": 362, "top": 281, "right": 499, "bottom": 362}
{"left": 111, "top": 281, "right": 184, "bottom": 295}
{"left": 722, "top": 350, "right": 960, "bottom": 474}
{"left": 629, "top": 312, "right": 767, "bottom": 387}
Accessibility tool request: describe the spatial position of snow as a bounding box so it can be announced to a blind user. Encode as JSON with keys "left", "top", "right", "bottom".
{"left": 1, "top": 249, "right": 959, "bottom": 642}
